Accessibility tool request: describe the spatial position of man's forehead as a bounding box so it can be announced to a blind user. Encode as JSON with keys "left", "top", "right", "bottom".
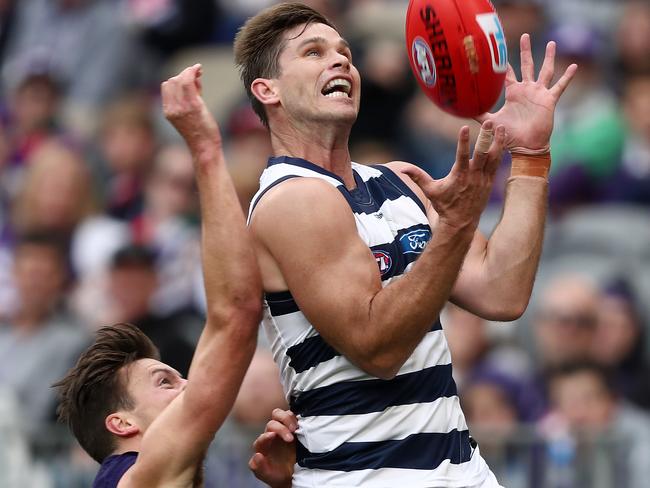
{"left": 284, "top": 22, "right": 346, "bottom": 46}
{"left": 122, "top": 358, "right": 174, "bottom": 381}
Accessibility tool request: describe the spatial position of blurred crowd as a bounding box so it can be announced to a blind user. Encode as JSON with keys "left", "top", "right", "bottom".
{"left": 0, "top": 0, "right": 648, "bottom": 487}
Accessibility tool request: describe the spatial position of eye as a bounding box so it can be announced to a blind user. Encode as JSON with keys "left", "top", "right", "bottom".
{"left": 306, "top": 49, "right": 320, "bottom": 57}
{"left": 159, "top": 377, "right": 171, "bottom": 386}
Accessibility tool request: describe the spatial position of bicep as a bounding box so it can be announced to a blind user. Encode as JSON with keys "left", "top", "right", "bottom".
{"left": 253, "top": 180, "right": 383, "bottom": 358}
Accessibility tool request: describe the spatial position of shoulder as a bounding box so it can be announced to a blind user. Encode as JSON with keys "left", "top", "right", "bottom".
{"left": 251, "top": 177, "right": 352, "bottom": 228}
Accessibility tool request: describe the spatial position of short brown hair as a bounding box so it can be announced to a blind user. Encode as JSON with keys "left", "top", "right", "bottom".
{"left": 53, "top": 323, "right": 160, "bottom": 463}
{"left": 233, "top": 2, "right": 335, "bottom": 126}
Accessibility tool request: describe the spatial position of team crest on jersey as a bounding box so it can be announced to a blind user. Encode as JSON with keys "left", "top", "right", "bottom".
{"left": 373, "top": 251, "right": 392, "bottom": 276}
{"left": 399, "top": 229, "right": 432, "bottom": 255}
{"left": 475, "top": 13, "right": 508, "bottom": 73}
{"left": 411, "top": 37, "right": 437, "bottom": 87}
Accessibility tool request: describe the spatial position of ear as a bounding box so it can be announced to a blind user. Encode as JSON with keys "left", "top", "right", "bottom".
{"left": 105, "top": 412, "right": 140, "bottom": 438}
{"left": 251, "top": 78, "right": 280, "bottom": 107}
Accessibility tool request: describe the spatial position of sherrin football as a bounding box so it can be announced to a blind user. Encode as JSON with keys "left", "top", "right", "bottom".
{"left": 406, "top": 0, "right": 508, "bottom": 118}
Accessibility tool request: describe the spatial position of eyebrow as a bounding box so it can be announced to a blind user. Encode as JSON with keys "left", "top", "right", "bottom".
{"left": 150, "top": 367, "right": 182, "bottom": 379}
{"left": 297, "top": 36, "right": 351, "bottom": 51}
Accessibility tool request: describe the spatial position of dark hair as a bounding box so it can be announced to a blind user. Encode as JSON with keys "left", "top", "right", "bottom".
{"left": 111, "top": 244, "right": 157, "bottom": 270}
{"left": 547, "top": 361, "right": 615, "bottom": 396}
{"left": 53, "top": 323, "right": 160, "bottom": 463}
{"left": 233, "top": 2, "right": 335, "bottom": 126}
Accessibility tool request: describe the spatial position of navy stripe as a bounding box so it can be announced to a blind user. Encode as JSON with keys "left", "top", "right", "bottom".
{"left": 337, "top": 169, "right": 407, "bottom": 215}
{"left": 296, "top": 430, "right": 472, "bottom": 471}
{"left": 291, "top": 363, "right": 456, "bottom": 417}
{"left": 370, "top": 223, "right": 432, "bottom": 282}
{"left": 372, "top": 164, "right": 427, "bottom": 215}
{"left": 286, "top": 321, "right": 442, "bottom": 373}
{"left": 265, "top": 291, "right": 300, "bottom": 316}
{"left": 267, "top": 156, "right": 346, "bottom": 185}
{"left": 287, "top": 334, "right": 340, "bottom": 373}
{"left": 250, "top": 174, "right": 300, "bottom": 215}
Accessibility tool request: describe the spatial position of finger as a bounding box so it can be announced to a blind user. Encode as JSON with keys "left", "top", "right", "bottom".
{"left": 471, "top": 121, "right": 494, "bottom": 171}
{"left": 272, "top": 408, "right": 298, "bottom": 431}
{"left": 265, "top": 420, "right": 295, "bottom": 442}
{"left": 520, "top": 33, "right": 535, "bottom": 82}
{"left": 537, "top": 41, "right": 556, "bottom": 88}
{"left": 248, "top": 452, "right": 265, "bottom": 472}
{"left": 485, "top": 125, "right": 506, "bottom": 175}
{"left": 550, "top": 63, "right": 578, "bottom": 100}
{"left": 454, "top": 126, "right": 471, "bottom": 172}
{"left": 253, "top": 432, "right": 279, "bottom": 453}
{"left": 400, "top": 164, "right": 437, "bottom": 194}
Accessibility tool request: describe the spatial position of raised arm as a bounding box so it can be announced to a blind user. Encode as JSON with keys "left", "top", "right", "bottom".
{"left": 121, "top": 64, "right": 262, "bottom": 487}
{"left": 449, "top": 34, "right": 577, "bottom": 320}
{"left": 251, "top": 122, "right": 504, "bottom": 380}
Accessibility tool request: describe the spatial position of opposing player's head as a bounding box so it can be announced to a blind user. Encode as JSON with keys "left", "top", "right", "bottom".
{"left": 54, "top": 323, "right": 186, "bottom": 463}
{"left": 234, "top": 2, "right": 360, "bottom": 130}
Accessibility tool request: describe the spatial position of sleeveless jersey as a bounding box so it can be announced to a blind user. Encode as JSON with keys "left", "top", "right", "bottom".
{"left": 249, "top": 156, "right": 492, "bottom": 488}
{"left": 93, "top": 451, "right": 137, "bottom": 488}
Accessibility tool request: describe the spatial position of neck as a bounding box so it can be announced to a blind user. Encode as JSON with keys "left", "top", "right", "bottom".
{"left": 269, "top": 118, "right": 355, "bottom": 188}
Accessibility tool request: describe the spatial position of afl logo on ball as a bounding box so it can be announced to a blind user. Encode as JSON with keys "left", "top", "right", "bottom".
{"left": 412, "top": 37, "right": 437, "bottom": 87}
{"left": 373, "top": 251, "right": 392, "bottom": 276}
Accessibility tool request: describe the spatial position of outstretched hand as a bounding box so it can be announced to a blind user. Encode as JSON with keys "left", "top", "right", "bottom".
{"left": 161, "top": 64, "right": 222, "bottom": 152}
{"left": 476, "top": 34, "right": 578, "bottom": 153}
{"left": 401, "top": 121, "right": 506, "bottom": 231}
{"left": 249, "top": 409, "right": 297, "bottom": 488}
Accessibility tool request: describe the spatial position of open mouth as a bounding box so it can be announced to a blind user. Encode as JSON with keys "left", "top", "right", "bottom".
{"left": 321, "top": 78, "right": 352, "bottom": 98}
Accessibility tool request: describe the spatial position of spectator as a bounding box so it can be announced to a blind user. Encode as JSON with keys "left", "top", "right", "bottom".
{"left": 1, "top": 0, "right": 139, "bottom": 137}
{"left": 0, "top": 234, "right": 88, "bottom": 434}
{"left": 614, "top": 1, "right": 650, "bottom": 79}
{"left": 10, "top": 138, "right": 94, "bottom": 241}
{"left": 599, "top": 75, "right": 650, "bottom": 204}
{"left": 592, "top": 279, "right": 650, "bottom": 410}
{"left": 541, "top": 362, "right": 650, "bottom": 488}
{"left": 95, "top": 93, "right": 156, "bottom": 221}
{"left": 547, "top": 22, "right": 625, "bottom": 210}
{"left": 105, "top": 244, "right": 200, "bottom": 377}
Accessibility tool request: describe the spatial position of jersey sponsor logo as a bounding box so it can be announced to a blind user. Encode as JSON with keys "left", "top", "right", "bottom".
{"left": 399, "top": 229, "right": 432, "bottom": 255}
{"left": 373, "top": 251, "right": 392, "bottom": 276}
{"left": 475, "top": 13, "right": 508, "bottom": 73}
{"left": 411, "top": 37, "right": 437, "bottom": 87}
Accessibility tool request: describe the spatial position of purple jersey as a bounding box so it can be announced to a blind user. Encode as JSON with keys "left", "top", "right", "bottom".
{"left": 93, "top": 452, "right": 138, "bottom": 488}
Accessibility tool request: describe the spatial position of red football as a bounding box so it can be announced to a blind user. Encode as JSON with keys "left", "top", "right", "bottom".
{"left": 406, "top": 0, "right": 508, "bottom": 118}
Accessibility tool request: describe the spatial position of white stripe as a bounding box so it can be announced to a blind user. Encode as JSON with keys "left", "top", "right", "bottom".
{"left": 353, "top": 195, "right": 427, "bottom": 247}
{"left": 292, "top": 447, "right": 492, "bottom": 488}
{"left": 298, "top": 396, "right": 467, "bottom": 453}
{"left": 291, "top": 329, "right": 451, "bottom": 392}
{"left": 350, "top": 162, "right": 383, "bottom": 181}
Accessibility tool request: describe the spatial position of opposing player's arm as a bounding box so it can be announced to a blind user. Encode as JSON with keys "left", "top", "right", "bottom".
{"left": 251, "top": 124, "right": 503, "bottom": 379}
{"left": 119, "top": 65, "right": 262, "bottom": 487}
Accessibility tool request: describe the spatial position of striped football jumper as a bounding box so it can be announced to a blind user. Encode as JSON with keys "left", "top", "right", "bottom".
{"left": 248, "top": 156, "right": 494, "bottom": 487}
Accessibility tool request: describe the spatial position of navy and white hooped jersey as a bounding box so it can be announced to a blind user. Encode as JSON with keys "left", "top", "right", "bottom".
{"left": 248, "top": 156, "right": 492, "bottom": 488}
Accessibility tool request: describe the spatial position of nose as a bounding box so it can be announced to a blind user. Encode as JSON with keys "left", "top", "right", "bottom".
{"left": 330, "top": 51, "right": 350, "bottom": 71}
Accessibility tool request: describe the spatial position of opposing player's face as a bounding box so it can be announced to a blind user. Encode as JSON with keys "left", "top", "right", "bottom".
{"left": 274, "top": 22, "right": 361, "bottom": 125}
{"left": 123, "top": 358, "right": 187, "bottom": 431}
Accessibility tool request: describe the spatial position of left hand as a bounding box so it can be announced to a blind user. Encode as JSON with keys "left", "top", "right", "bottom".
{"left": 476, "top": 34, "right": 578, "bottom": 153}
{"left": 249, "top": 409, "right": 297, "bottom": 488}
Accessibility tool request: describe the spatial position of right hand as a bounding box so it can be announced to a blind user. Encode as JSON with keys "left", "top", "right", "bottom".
{"left": 161, "top": 64, "right": 222, "bottom": 151}
{"left": 401, "top": 121, "right": 505, "bottom": 232}
{"left": 249, "top": 409, "right": 297, "bottom": 488}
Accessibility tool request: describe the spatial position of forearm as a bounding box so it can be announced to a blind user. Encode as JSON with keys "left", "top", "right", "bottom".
{"left": 357, "top": 223, "right": 474, "bottom": 378}
{"left": 192, "top": 143, "right": 262, "bottom": 326}
{"left": 475, "top": 176, "right": 548, "bottom": 318}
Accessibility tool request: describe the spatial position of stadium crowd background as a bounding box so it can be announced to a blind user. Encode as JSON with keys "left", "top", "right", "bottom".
{"left": 0, "top": 0, "right": 648, "bottom": 487}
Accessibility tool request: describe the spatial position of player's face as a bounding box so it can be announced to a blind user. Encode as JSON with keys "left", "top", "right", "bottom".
{"left": 123, "top": 358, "right": 187, "bottom": 431}
{"left": 274, "top": 22, "right": 361, "bottom": 126}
